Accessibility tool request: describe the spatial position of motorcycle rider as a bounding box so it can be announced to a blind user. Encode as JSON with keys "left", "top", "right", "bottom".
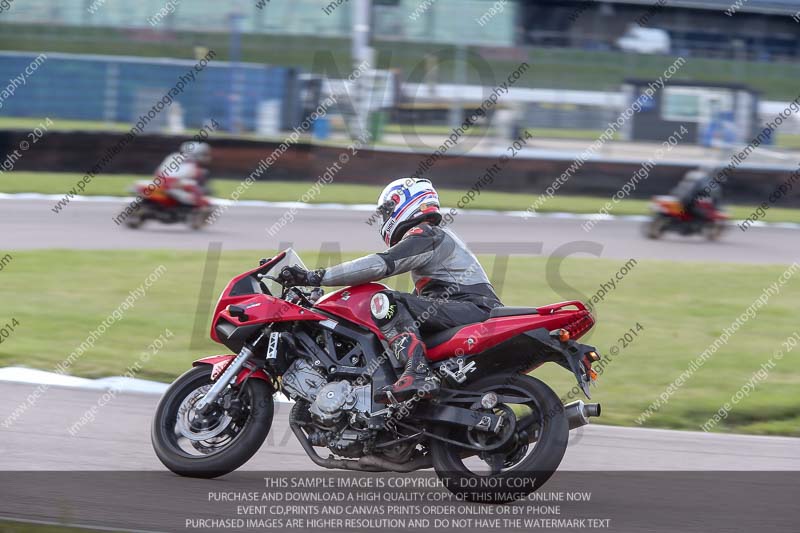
{"left": 670, "top": 166, "right": 721, "bottom": 221}
{"left": 155, "top": 141, "right": 212, "bottom": 207}
{"left": 280, "top": 178, "right": 502, "bottom": 403}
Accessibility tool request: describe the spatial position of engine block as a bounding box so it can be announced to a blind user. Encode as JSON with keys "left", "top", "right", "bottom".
{"left": 282, "top": 358, "right": 372, "bottom": 427}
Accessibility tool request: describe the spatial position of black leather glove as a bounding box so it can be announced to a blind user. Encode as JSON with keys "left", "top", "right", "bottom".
{"left": 279, "top": 265, "right": 324, "bottom": 286}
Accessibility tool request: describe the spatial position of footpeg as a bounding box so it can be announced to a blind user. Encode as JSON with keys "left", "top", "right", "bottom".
{"left": 385, "top": 391, "right": 399, "bottom": 405}
{"left": 440, "top": 358, "right": 476, "bottom": 384}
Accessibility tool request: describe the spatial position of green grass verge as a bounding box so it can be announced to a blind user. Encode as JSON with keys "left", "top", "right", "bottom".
{"left": 523, "top": 128, "right": 617, "bottom": 141}
{"left": 0, "top": 117, "right": 134, "bottom": 132}
{"left": 776, "top": 134, "right": 800, "bottom": 150}
{"left": 384, "top": 124, "right": 488, "bottom": 137}
{"left": 0, "top": 249, "right": 798, "bottom": 436}
{"left": 2, "top": 171, "right": 800, "bottom": 225}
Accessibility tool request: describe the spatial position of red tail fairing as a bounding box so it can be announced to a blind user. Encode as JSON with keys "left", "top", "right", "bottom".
{"left": 427, "top": 301, "right": 593, "bottom": 361}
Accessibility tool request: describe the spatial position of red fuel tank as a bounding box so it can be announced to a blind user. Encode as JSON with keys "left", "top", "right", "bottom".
{"left": 313, "top": 283, "right": 389, "bottom": 338}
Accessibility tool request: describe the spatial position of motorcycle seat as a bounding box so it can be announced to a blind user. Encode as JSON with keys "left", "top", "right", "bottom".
{"left": 423, "top": 324, "right": 479, "bottom": 349}
{"left": 488, "top": 306, "right": 539, "bottom": 318}
{"left": 422, "top": 308, "right": 540, "bottom": 348}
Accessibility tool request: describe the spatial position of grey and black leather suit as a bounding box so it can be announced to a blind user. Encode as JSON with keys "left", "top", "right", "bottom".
{"left": 671, "top": 170, "right": 720, "bottom": 220}
{"left": 321, "top": 222, "right": 502, "bottom": 332}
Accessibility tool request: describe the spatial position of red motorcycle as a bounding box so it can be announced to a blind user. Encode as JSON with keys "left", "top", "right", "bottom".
{"left": 124, "top": 177, "right": 212, "bottom": 230}
{"left": 645, "top": 195, "right": 729, "bottom": 240}
{"left": 152, "top": 250, "right": 603, "bottom": 502}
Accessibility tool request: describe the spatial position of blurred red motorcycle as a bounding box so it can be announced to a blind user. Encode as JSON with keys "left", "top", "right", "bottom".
{"left": 124, "top": 176, "right": 212, "bottom": 230}
{"left": 644, "top": 195, "right": 729, "bottom": 240}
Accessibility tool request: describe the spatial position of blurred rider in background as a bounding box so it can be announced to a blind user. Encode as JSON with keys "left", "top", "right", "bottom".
{"left": 670, "top": 166, "right": 722, "bottom": 220}
{"left": 279, "top": 178, "right": 503, "bottom": 404}
{"left": 155, "top": 141, "right": 212, "bottom": 207}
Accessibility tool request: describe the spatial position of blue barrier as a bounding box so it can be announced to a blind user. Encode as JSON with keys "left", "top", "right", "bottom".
{"left": 0, "top": 52, "right": 289, "bottom": 132}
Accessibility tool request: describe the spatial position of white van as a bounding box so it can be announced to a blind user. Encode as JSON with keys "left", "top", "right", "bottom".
{"left": 616, "top": 26, "right": 671, "bottom": 54}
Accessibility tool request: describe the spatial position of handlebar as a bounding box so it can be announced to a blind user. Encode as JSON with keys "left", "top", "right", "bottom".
{"left": 259, "top": 266, "right": 323, "bottom": 305}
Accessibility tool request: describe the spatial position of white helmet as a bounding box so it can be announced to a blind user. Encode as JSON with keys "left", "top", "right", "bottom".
{"left": 377, "top": 178, "right": 441, "bottom": 246}
{"left": 180, "top": 141, "right": 211, "bottom": 164}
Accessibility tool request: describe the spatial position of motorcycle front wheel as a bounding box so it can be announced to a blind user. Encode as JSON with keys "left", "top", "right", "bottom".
{"left": 703, "top": 221, "right": 725, "bottom": 241}
{"left": 188, "top": 207, "right": 212, "bottom": 230}
{"left": 430, "top": 374, "right": 569, "bottom": 504}
{"left": 124, "top": 206, "right": 145, "bottom": 229}
{"left": 644, "top": 215, "right": 667, "bottom": 239}
{"left": 151, "top": 366, "right": 273, "bottom": 478}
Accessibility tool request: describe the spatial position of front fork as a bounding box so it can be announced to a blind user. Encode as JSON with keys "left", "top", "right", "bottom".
{"left": 195, "top": 332, "right": 266, "bottom": 413}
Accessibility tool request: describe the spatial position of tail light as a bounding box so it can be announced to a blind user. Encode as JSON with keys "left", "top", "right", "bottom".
{"left": 563, "top": 310, "right": 594, "bottom": 339}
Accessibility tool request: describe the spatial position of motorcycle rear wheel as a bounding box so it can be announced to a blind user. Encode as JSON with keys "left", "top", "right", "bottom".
{"left": 430, "top": 374, "right": 569, "bottom": 504}
{"left": 151, "top": 366, "right": 273, "bottom": 478}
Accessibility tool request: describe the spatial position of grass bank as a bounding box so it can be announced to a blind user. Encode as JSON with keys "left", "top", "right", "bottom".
{"left": 0, "top": 249, "right": 797, "bottom": 436}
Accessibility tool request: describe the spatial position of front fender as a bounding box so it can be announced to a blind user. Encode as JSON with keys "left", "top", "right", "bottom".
{"left": 192, "top": 354, "right": 273, "bottom": 387}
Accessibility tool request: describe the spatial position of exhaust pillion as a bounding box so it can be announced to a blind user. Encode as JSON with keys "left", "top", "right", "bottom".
{"left": 151, "top": 249, "right": 604, "bottom": 503}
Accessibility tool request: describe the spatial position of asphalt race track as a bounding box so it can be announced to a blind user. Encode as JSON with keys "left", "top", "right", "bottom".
{"left": 2, "top": 197, "right": 798, "bottom": 264}
{"left": 3, "top": 382, "right": 798, "bottom": 472}
{"left": 3, "top": 196, "right": 800, "bottom": 532}
{"left": 1, "top": 382, "right": 799, "bottom": 532}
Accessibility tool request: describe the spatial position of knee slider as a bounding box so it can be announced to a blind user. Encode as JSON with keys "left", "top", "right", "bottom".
{"left": 370, "top": 291, "right": 397, "bottom": 326}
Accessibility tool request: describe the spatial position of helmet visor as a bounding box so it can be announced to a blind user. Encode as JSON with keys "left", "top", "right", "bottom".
{"left": 377, "top": 197, "right": 398, "bottom": 224}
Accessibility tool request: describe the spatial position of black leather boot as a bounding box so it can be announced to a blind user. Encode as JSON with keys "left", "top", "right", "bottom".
{"left": 374, "top": 332, "right": 439, "bottom": 404}
{"left": 369, "top": 291, "right": 439, "bottom": 404}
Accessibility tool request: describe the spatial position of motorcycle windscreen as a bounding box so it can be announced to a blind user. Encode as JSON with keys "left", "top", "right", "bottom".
{"left": 262, "top": 248, "right": 308, "bottom": 296}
